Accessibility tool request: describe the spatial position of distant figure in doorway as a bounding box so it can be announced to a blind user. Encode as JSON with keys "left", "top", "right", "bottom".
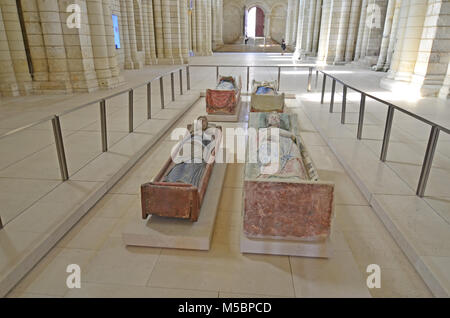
{"left": 281, "top": 39, "right": 287, "bottom": 55}
{"left": 245, "top": 35, "right": 249, "bottom": 45}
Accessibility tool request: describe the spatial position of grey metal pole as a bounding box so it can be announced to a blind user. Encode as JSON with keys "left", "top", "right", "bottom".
{"left": 329, "top": 79, "right": 336, "bottom": 113}
{"left": 307, "top": 67, "right": 312, "bottom": 92}
{"left": 247, "top": 66, "right": 250, "bottom": 92}
{"left": 160, "top": 77, "right": 165, "bottom": 109}
{"left": 147, "top": 82, "right": 152, "bottom": 119}
{"left": 417, "top": 126, "right": 440, "bottom": 197}
{"left": 341, "top": 85, "right": 347, "bottom": 124}
{"left": 187, "top": 66, "right": 191, "bottom": 90}
{"left": 100, "top": 100, "right": 107, "bottom": 152}
{"left": 129, "top": 89, "right": 134, "bottom": 133}
{"left": 179, "top": 69, "right": 183, "bottom": 95}
{"left": 171, "top": 72, "right": 175, "bottom": 102}
{"left": 315, "top": 70, "right": 319, "bottom": 89}
{"left": 321, "top": 74, "right": 326, "bottom": 104}
{"left": 51, "top": 116, "right": 69, "bottom": 181}
{"left": 380, "top": 106, "right": 395, "bottom": 162}
{"left": 278, "top": 66, "right": 281, "bottom": 90}
{"left": 216, "top": 66, "right": 219, "bottom": 80}
{"left": 357, "top": 93, "right": 366, "bottom": 140}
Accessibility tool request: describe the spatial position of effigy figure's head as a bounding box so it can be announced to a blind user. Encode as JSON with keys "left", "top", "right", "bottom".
{"left": 266, "top": 113, "right": 281, "bottom": 128}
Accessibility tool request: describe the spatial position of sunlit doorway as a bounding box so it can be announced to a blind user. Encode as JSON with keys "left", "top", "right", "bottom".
{"left": 246, "top": 6, "right": 265, "bottom": 38}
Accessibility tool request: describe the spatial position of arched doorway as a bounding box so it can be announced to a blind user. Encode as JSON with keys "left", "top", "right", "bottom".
{"left": 245, "top": 6, "right": 265, "bottom": 38}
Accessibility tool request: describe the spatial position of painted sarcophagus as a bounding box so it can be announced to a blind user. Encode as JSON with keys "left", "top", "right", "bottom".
{"left": 243, "top": 112, "right": 334, "bottom": 241}
{"left": 206, "top": 75, "right": 242, "bottom": 115}
{"left": 250, "top": 80, "right": 285, "bottom": 113}
{"left": 141, "top": 117, "right": 222, "bottom": 222}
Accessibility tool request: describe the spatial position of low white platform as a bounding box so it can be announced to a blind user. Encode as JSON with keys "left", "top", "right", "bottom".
{"left": 240, "top": 226, "right": 332, "bottom": 258}
{"left": 206, "top": 101, "right": 249, "bottom": 123}
{"left": 122, "top": 163, "right": 227, "bottom": 251}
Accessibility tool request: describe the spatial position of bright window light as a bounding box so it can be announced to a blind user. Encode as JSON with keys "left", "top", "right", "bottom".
{"left": 247, "top": 7, "right": 256, "bottom": 38}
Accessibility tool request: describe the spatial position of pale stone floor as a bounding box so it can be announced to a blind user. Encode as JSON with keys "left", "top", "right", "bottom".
{"left": 2, "top": 53, "right": 447, "bottom": 298}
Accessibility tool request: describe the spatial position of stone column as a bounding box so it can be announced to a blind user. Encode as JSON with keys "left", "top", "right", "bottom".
{"left": 285, "top": 0, "right": 297, "bottom": 45}
{"left": 374, "top": 0, "right": 396, "bottom": 70}
{"left": 0, "top": 6, "right": 19, "bottom": 96}
{"left": 180, "top": 0, "right": 190, "bottom": 62}
{"left": 212, "top": 0, "right": 223, "bottom": 49}
{"left": 345, "top": 0, "right": 362, "bottom": 62}
{"left": 125, "top": 0, "right": 141, "bottom": 68}
{"left": 411, "top": 0, "right": 450, "bottom": 96}
{"left": 439, "top": 62, "right": 450, "bottom": 99}
{"left": 119, "top": 0, "right": 133, "bottom": 69}
{"left": 354, "top": 0, "right": 368, "bottom": 60}
{"left": 160, "top": 0, "right": 173, "bottom": 63}
{"left": 383, "top": 0, "right": 402, "bottom": 71}
{"left": 311, "top": 0, "right": 322, "bottom": 55}
{"left": 18, "top": 0, "right": 48, "bottom": 85}
{"left": 317, "top": 0, "right": 332, "bottom": 62}
{"left": 393, "top": 0, "right": 426, "bottom": 82}
{"left": 142, "top": 0, "right": 154, "bottom": 64}
{"left": 364, "top": 0, "right": 388, "bottom": 62}
{"left": 86, "top": 0, "right": 112, "bottom": 87}
{"left": 60, "top": 0, "right": 99, "bottom": 92}
{"left": 294, "top": 0, "right": 308, "bottom": 58}
{"left": 334, "top": 0, "right": 352, "bottom": 63}
{"left": 305, "top": 0, "right": 317, "bottom": 53}
{"left": 102, "top": 0, "right": 121, "bottom": 82}
{"left": 153, "top": 0, "right": 165, "bottom": 61}
{"left": 37, "top": 0, "right": 72, "bottom": 92}
{"left": 1, "top": 0, "right": 32, "bottom": 94}
{"left": 205, "top": 0, "right": 212, "bottom": 55}
{"left": 170, "top": 0, "right": 183, "bottom": 64}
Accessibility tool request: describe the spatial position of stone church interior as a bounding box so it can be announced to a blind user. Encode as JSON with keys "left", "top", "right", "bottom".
{"left": 0, "top": 0, "right": 449, "bottom": 299}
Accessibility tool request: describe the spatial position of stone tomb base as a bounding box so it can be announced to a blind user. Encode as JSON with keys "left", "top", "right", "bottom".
{"left": 206, "top": 99, "right": 249, "bottom": 123}
{"left": 122, "top": 164, "right": 227, "bottom": 251}
{"left": 240, "top": 226, "right": 333, "bottom": 258}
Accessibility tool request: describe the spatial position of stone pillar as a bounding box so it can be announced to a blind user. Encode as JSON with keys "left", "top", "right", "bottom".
{"left": 364, "top": 0, "right": 388, "bottom": 63}
{"left": 305, "top": 0, "right": 317, "bottom": 53}
{"left": 374, "top": 0, "right": 396, "bottom": 70}
{"left": 60, "top": 0, "right": 99, "bottom": 92}
{"left": 345, "top": 0, "right": 362, "bottom": 62}
{"left": 334, "top": 0, "right": 352, "bottom": 63}
{"left": 86, "top": 0, "right": 112, "bottom": 87}
{"left": 1, "top": 0, "right": 32, "bottom": 94}
{"left": 142, "top": 0, "right": 155, "bottom": 64}
{"left": 180, "top": 0, "right": 190, "bottom": 62}
{"left": 119, "top": 0, "right": 133, "bottom": 69}
{"left": 439, "top": 62, "right": 450, "bottom": 99}
{"left": 205, "top": 0, "right": 212, "bottom": 55}
{"left": 285, "top": 0, "right": 297, "bottom": 45}
{"left": 170, "top": 0, "right": 183, "bottom": 64}
{"left": 0, "top": 6, "right": 19, "bottom": 96}
{"left": 212, "top": 0, "right": 223, "bottom": 50}
{"left": 294, "top": 0, "right": 308, "bottom": 58}
{"left": 411, "top": 0, "right": 450, "bottom": 96}
{"left": 102, "top": 0, "right": 121, "bottom": 82}
{"left": 311, "top": 0, "right": 322, "bottom": 55}
{"left": 383, "top": 0, "right": 402, "bottom": 71}
{"left": 354, "top": 0, "right": 368, "bottom": 60}
{"left": 125, "top": 0, "right": 141, "bottom": 68}
{"left": 317, "top": 0, "right": 332, "bottom": 62}
{"left": 36, "top": 0, "right": 72, "bottom": 92}
{"left": 393, "top": 0, "right": 426, "bottom": 82}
